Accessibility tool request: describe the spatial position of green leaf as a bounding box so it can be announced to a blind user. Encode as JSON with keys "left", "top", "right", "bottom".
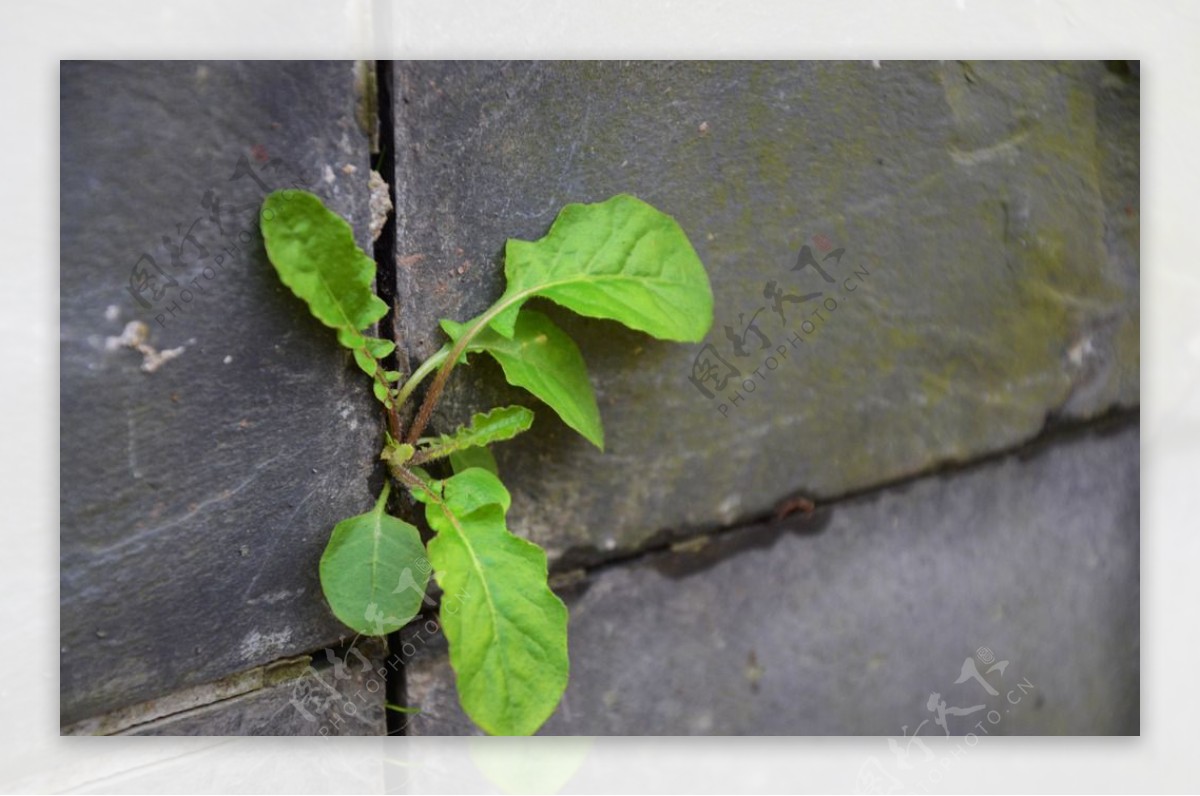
{"left": 442, "top": 310, "right": 604, "bottom": 449}
{"left": 381, "top": 441, "right": 415, "bottom": 468}
{"left": 489, "top": 194, "right": 712, "bottom": 342}
{"left": 353, "top": 337, "right": 397, "bottom": 389}
{"left": 420, "top": 466, "right": 512, "bottom": 514}
{"left": 402, "top": 465, "right": 437, "bottom": 502}
{"left": 449, "top": 445, "right": 499, "bottom": 476}
{"left": 352, "top": 347, "right": 376, "bottom": 377}
{"left": 415, "top": 406, "right": 534, "bottom": 464}
{"left": 373, "top": 381, "right": 390, "bottom": 405}
{"left": 364, "top": 336, "right": 396, "bottom": 359}
{"left": 319, "top": 483, "right": 430, "bottom": 636}
{"left": 411, "top": 469, "right": 568, "bottom": 736}
{"left": 260, "top": 190, "right": 389, "bottom": 348}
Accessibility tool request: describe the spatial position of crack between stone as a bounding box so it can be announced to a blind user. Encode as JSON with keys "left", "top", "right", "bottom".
{"left": 61, "top": 653, "right": 311, "bottom": 736}
{"left": 369, "top": 59, "right": 412, "bottom": 738}
{"left": 559, "top": 404, "right": 1140, "bottom": 582}
{"left": 387, "top": 404, "right": 1139, "bottom": 638}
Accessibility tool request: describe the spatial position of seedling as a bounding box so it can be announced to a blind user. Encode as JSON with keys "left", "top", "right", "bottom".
{"left": 260, "top": 190, "right": 713, "bottom": 735}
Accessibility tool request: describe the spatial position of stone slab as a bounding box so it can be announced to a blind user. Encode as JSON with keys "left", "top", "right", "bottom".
{"left": 119, "top": 639, "right": 388, "bottom": 736}
{"left": 388, "top": 60, "right": 1140, "bottom": 565}
{"left": 405, "top": 419, "right": 1139, "bottom": 735}
{"left": 60, "top": 61, "right": 382, "bottom": 724}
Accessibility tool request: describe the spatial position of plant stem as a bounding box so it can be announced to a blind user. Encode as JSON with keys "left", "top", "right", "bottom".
{"left": 394, "top": 345, "right": 449, "bottom": 410}
{"left": 388, "top": 459, "right": 428, "bottom": 496}
{"left": 371, "top": 359, "right": 401, "bottom": 441}
{"left": 403, "top": 297, "right": 518, "bottom": 445}
{"left": 408, "top": 445, "right": 450, "bottom": 467}
{"left": 374, "top": 478, "right": 393, "bottom": 510}
{"left": 350, "top": 334, "right": 402, "bottom": 440}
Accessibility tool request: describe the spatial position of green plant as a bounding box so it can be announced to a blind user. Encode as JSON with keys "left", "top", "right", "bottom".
{"left": 260, "top": 190, "right": 713, "bottom": 735}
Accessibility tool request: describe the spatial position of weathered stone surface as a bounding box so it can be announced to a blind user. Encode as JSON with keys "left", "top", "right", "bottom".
{"left": 61, "top": 638, "right": 388, "bottom": 737}
{"left": 388, "top": 61, "right": 1139, "bottom": 565}
{"left": 405, "top": 419, "right": 1139, "bottom": 735}
{"left": 60, "top": 61, "right": 382, "bottom": 725}
{"left": 118, "top": 640, "right": 388, "bottom": 736}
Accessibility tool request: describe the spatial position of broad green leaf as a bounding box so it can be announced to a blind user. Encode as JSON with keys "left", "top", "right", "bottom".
{"left": 442, "top": 310, "right": 604, "bottom": 449}
{"left": 416, "top": 406, "right": 534, "bottom": 463}
{"left": 319, "top": 483, "right": 429, "bottom": 636}
{"left": 488, "top": 194, "right": 712, "bottom": 342}
{"left": 420, "top": 467, "right": 512, "bottom": 514}
{"left": 260, "top": 190, "right": 389, "bottom": 348}
{"left": 449, "top": 445, "right": 499, "bottom": 476}
{"left": 412, "top": 469, "right": 568, "bottom": 736}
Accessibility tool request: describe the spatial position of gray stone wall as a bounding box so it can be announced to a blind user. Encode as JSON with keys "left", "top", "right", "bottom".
{"left": 60, "top": 60, "right": 1139, "bottom": 735}
{"left": 406, "top": 420, "right": 1138, "bottom": 735}
{"left": 60, "top": 61, "right": 385, "bottom": 731}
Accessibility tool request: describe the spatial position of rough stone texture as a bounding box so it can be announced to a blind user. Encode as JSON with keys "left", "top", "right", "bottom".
{"left": 61, "top": 637, "right": 387, "bottom": 737}
{"left": 388, "top": 61, "right": 1140, "bottom": 565}
{"left": 60, "top": 61, "right": 382, "bottom": 726}
{"left": 405, "top": 419, "right": 1139, "bottom": 735}
{"left": 118, "top": 640, "right": 388, "bottom": 736}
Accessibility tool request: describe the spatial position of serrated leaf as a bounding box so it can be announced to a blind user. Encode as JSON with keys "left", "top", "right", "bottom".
{"left": 373, "top": 381, "right": 390, "bottom": 405}
{"left": 319, "top": 484, "right": 429, "bottom": 636}
{"left": 442, "top": 310, "right": 603, "bottom": 449}
{"left": 364, "top": 336, "right": 396, "bottom": 359}
{"left": 261, "top": 190, "right": 389, "bottom": 347}
{"left": 449, "top": 446, "right": 499, "bottom": 476}
{"left": 412, "top": 469, "right": 567, "bottom": 736}
{"left": 415, "top": 406, "right": 534, "bottom": 464}
{"left": 352, "top": 346, "right": 376, "bottom": 377}
{"left": 349, "top": 336, "right": 396, "bottom": 383}
{"left": 487, "top": 194, "right": 712, "bottom": 342}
